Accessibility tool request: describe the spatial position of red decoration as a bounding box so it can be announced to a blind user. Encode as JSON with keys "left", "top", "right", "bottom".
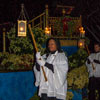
{"left": 62, "top": 17, "right": 72, "bottom": 35}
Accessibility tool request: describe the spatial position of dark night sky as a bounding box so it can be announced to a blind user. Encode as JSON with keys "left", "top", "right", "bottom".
{"left": 0, "top": 0, "right": 99, "bottom": 23}
{"left": 0, "top": 0, "right": 100, "bottom": 51}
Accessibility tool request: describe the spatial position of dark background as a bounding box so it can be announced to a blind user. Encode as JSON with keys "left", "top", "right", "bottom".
{"left": 0, "top": 0, "right": 99, "bottom": 23}
{"left": 0, "top": 0, "right": 100, "bottom": 52}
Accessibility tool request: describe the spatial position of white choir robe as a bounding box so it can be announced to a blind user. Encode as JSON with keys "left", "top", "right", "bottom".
{"left": 34, "top": 51, "right": 68, "bottom": 100}
{"left": 86, "top": 52, "right": 100, "bottom": 78}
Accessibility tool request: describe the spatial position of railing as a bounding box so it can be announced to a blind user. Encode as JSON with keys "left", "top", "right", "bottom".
{"left": 28, "top": 5, "right": 49, "bottom": 30}
{"left": 28, "top": 12, "right": 45, "bottom": 29}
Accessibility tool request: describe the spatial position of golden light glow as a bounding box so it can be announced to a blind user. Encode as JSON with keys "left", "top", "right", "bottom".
{"left": 79, "top": 42, "right": 83, "bottom": 46}
{"left": 79, "top": 27, "right": 85, "bottom": 34}
{"left": 62, "top": 9, "right": 66, "bottom": 15}
{"left": 20, "top": 27, "right": 24, "bottom": 31}
{"left": 82, "top": 30, "right": 85, "bottom": 34}
{"left": 45, "top": 27, "right": 51, "bottom": 35}
{"left": 78, "top": 39, "right": 85, "bottom": 48}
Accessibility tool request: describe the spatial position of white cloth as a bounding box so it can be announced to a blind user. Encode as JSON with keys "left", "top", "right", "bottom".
{"left": 88, "top": 56, "right": 93, "bottom": 63}
{"left": 36, "top": 52, "right": 45, "bottom": 66}
{"left": 36, "top": 57, "right": 45, "bottom": 67}
{"left": 86, "top": 52, "right": 100, "bottom": 77}
{"left": 36, "top": 52, "right": 41, "bottom": 59}
{"left": 34, "top": 51, "right": 68, "bottom": 100}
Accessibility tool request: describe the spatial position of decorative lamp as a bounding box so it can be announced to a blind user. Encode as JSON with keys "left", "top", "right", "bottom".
{"left": 17, "top": 4, "right": 27, "bottom": 37}
{"left": 18, "top": 20, "right": 27, "bottom": 36}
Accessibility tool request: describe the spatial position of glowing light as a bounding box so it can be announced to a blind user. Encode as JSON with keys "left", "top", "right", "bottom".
{"left": 18, "top": 20, "right": 27, "bottom": 37}
{"left": 20, "top": 27, "right": 24, "bottom": 31}
{"left": 45, "top": 27, "right": 51, "bottom": 35}
{"left": 79, "top": 26, "right": 85, "bottom": 37}
{"left": 78, "top": 39, "right": 85, "bottom": 48}
{"left": 79, "top": 42, "right": 83, "bottom": 46}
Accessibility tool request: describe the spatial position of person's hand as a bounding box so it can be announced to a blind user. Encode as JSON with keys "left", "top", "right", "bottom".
{"left": 88, "top": 56, "right": 94, "bottom": 63}
{"left": 36, "top": 52, "right": 41, "bottom": 60}
{"left": 37, "top": 57, "right": 45, "bottom": 66}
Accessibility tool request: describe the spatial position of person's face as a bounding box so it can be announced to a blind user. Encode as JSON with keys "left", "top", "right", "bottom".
{"left": 48, "top": 39, "right": 57, "bottom": 52}
{"left": 94, "top": 44, "right": 100, "bottom": 52}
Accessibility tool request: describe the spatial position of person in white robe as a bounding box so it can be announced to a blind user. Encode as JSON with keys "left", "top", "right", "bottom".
{"left": 34, "top": 38, "right": 68, "bottom": 100}
{"left": 86, "top": 42, "right": 100, "bottom": 100}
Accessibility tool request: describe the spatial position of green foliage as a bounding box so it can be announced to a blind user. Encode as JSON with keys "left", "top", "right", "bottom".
{"left": 0, "top": 26, "right": 49, "bottom": 70}
{"left": 7, "top": 26, "right": 48, "bottom": 54}
{"left": 67, "top": 48, "right": 89, "bottom": 99}
{"left": 67, "top": 91, "right": 74, "bottom": 100}
{"left": 67, "top": 65, "right": 89, "bottom": 90}
{"left": 7, "top": 26, "right": 34, "bottom": 54}
{"left": 0, "top": 52, "right": 34, "bottom": 70}
{"left": 31, "top": 28, "right": 48, "bottom": 46}
{"left": 68, "top": 48, "right": 88, "bottom": 69}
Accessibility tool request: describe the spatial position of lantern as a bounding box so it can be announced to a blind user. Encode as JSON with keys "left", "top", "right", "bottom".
{"left": 79, "top": 26, "right": 85, "bottom": 38}
{"left": 18, "top": 20, "right": 27, "bottom": 37}
{"left": 78, "top": 39, "right": 85, "bottom": 48}
{"left": 45, "top": 27, "right": 51, "bottom": 35}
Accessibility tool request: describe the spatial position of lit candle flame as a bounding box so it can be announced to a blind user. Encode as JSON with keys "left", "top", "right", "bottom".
{"left": 20, "top": 27, "right": 24, "bottom": 31}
